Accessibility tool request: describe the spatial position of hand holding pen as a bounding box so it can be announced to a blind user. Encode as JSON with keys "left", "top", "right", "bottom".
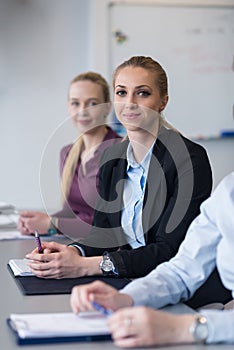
{"left": 35, "top": 231, "right": 43, "bottom": 254}
{"left": 91, "top": 301, "right": 113, "bottom": 316}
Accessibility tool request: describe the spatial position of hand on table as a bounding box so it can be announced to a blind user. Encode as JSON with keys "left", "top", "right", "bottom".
{"left": 25, "top": 241, "right": 85, "bottom": 278}
{"left": 108, "top": 306, "right": 195, "bottom": 348}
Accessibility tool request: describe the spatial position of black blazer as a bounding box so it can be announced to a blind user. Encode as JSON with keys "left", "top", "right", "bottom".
{"left": 77, "top": 127, "right": 212, "bottom": 278}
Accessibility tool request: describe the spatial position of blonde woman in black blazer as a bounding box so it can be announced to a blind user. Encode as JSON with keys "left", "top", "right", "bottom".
{"left": 27, "top": 56, "right": 228, "bottom": 308}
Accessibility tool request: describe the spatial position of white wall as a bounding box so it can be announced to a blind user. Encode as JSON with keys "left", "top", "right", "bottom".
{"left": 0, "top": 0, "right": 91, "bottom": 211}
{"left": 0, "top": 0, "right": 233, "bottom": 213}
{"left": 196, "top": 138, "right": 234, "bottom": 187}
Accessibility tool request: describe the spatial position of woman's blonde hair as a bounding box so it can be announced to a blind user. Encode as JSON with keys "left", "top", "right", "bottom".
{"left": 61, "top": 72, "right": 110, "bottom": 202}
{"left": 112, "top": 56, "right": 176, "bottom": 130}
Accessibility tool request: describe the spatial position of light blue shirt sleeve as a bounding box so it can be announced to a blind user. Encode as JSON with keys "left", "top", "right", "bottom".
{"left": 200, "top": 309, "right": 234, "bottom": 343}
{"left": 121, "top": 191, "right": 220, "bottom": 307}
{"left": 120, "top": 172, "right": 234, "bottom": 343}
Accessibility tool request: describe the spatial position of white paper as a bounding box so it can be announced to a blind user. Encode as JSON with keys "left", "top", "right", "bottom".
{"left": 0, "top": 201, "right": 15, "bottom": 210}
{"left": 10, "top": 312, "right": 109, "bottom": 339}
{"left": 0, "top": 230, "right": 34, "bottom": 240}
{"left": 8, "top": 259, "right": 34, "bottom": 276}
{"left": 0, "top": 214, "right": 19, "bottom": 228}
{"left": 0, "top": 229, "right": 65, "bottom": 241}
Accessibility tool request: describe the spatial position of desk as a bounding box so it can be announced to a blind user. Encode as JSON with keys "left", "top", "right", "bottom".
{"left": 0, "top": 239, "right": 233, "bottom": 350}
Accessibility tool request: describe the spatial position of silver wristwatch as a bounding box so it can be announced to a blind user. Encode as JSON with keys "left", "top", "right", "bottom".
{"left": 189, "top": 315, "right": 209, "bottom": 343}
{"left": 99, "top": 252, "right": 118, "bottom": 276}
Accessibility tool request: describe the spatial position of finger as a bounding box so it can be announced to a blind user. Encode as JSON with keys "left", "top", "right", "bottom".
{"left": 17, "top": 217, "right": 23, "bottom": 226}
{"left": 17, "top": 221, "right": 23, "bottom": 230}
{"left": 27, "top": 241, "right": 53, "bottom": 255}
{"left": 27, "top": 255, "right": 49, "bottom": 265}
{"left": 22, "top": 218, "right": 38, "bottom": 232}
{"left": 27, "top": 259, "right": 56, "bottom": 276}
{"left": 17, "top": 218, "right": 30, "bottom": 233}
{"left": 108, "top": 308, "right": 135, "bottom": 332}
{"left": 70, "top": 286, "right": 86, "bottom": 313}
{"left": 25, "top": 246, "right": 40, "bottom": 257}
{"left": 108, "top": 311, "right": 143, "bottom": 349}
{"left": 19, "top": 219, "right": 32, "bottom": 232}
{"left": 70, "top": 287, "right": 79, "bottom": 313}
{"left": 29, "top": 266, "right": 57, "bottom": 279}
{"left": 19, "top": 210, "right": 35, "bottom": 218}
{"left": 110, "top": 317, "right": 137, "bottom": 342}
{"left": 18, "top": 225, "right": 31, "bottom": 235}
{"left": 26, "top": 248, "right": 49, "bottom": 261}
{"left": 77, "top": 284, "right": 102, "bottom": 312}
{"left": 114, "top": 336, "right": 141, "bottom": 348}
{"left": 43, "top": 247, "right": 54, "bottom": 253}
{"left": 42, "top": 241, "right": 65, "bottom": 252}
{"left": 70, "top": 282, "right": 112, "bottom": 313}
{"left": 21, "top": 230, "right": 32, "bottom": 236}
{"left": 91, "top": 294, "right": 114, "bottom": 310}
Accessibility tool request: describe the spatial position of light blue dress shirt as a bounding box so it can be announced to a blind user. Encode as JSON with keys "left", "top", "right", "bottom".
{"left": 121, "top": 142, "right": 154, "bottom": 248}
{"left": 121, "top": 172, "right": 234, "bottom": 344}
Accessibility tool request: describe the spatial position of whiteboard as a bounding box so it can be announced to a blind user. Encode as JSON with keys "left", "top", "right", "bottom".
{"left": 108, "top": 3, "right": 234, "bottom": 138}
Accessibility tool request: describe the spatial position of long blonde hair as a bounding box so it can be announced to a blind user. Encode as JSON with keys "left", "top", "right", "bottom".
{"left": 61, "top": 72, "right": 111, "bottom": 202}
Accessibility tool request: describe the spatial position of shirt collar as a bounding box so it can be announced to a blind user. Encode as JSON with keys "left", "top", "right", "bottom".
{"left": 126, "top": 141, "right": 155, "bottom": 175}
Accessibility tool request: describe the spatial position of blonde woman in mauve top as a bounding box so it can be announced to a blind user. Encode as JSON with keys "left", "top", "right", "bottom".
{"left": 17, "top": 72, "right": 121, "bottom": 239}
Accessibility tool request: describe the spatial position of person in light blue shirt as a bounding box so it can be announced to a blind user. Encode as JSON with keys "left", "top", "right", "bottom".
{"left": 70, "top": 171, "right": 234, "bottom": 347}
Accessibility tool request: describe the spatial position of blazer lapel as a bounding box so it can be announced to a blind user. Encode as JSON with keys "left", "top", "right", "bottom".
{"left": 108, "top": 147, "right": 128, "bottom": 227}
{"left": 142, "top": 136, "right": 168, "bottom": 241}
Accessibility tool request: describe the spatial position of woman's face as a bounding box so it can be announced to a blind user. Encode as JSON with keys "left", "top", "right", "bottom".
{"left": 68, "top": 80, "right": 109, "bottom": 133}
{"left": 114, "top": 66, "right": 168, "bottom": 134}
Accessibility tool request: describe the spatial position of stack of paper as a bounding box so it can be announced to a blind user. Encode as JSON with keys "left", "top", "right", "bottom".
{"left": 0, "top": 230, "right": 33, "bottom": 240}
{"left": 0, "top": 202, "right": 19, "bottom": 229}
{"left": 0, "top": 214, "right": 19, "bottom": 229}
{"left": 0, "top": 201, "right": 15, "bottom": 212}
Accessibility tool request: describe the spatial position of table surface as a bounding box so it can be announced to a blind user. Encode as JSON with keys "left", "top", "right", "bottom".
{"left": 0, "top": 237, "right": 233, "bottom": 350}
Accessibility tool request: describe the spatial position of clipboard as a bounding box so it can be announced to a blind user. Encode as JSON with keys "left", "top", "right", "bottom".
{"left": 7, "top": 312, "right": 112, "bottom": 345}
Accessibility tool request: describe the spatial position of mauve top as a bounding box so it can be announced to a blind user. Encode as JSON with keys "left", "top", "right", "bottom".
{"left": 52, "top": 127, "right": 121, "bottom": 240}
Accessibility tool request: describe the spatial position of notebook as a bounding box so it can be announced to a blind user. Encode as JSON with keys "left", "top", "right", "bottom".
{"left": 8, "top": 259, "right": 34, "bottom": 276}
{"left": 7, "top": 311, "right": 111, "bottom": 345}
{"left": 7, "top": 261, "right": 130, "bottom": 295}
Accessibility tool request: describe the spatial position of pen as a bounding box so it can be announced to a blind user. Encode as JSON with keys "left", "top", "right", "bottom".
{"left": 35, "top": 231, "right": 43, "bottom": 254}
{"left": 91, "top": 301, "right": 113, "bottom": 316}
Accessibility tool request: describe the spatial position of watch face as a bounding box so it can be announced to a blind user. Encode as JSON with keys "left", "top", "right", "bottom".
{"left": 102, "top": 259, "right": 114, "bottom": 272}
{"left": 192, "top": 316, "right": 209, "bottom": 342}
{"left": 196, "top": 322, "right": 209, "bottom": 341}
{"left": 100, "top": 253, "right": 119, "bottom": 276}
